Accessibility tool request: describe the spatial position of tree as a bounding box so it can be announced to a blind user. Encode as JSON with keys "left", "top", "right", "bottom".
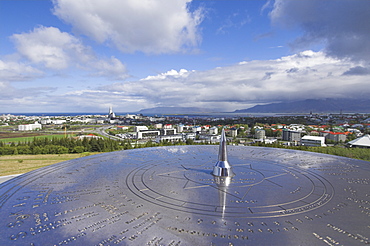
{"left": 73, "top": 146, "right": 85, "bottom": 153}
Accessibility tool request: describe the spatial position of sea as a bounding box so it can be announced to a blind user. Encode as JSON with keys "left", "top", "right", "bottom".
{"left": 2, "top": 112, "right": 311, "bottom": 118}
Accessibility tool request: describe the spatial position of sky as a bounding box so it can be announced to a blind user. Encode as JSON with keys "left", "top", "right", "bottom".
{"left": 1, "top": 0, "right": 370, "bottom": 113}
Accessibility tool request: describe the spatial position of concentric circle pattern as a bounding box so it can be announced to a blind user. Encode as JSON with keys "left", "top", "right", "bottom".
{"left": 0, "top": 146, "right": 369, "bottom": 245}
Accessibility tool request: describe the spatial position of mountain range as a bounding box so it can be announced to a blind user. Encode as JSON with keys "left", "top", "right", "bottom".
{"left": 137, "top": 99, "right": 370, "bottom": 115}
{"left": 233, "top": 99, "right": 370, "bottom": 113}
{"left": 138, "top": 107, "right": 217, "bottom": 115}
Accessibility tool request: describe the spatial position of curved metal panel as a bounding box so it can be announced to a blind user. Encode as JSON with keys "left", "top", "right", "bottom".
{"left": 0, "top": 146, "right": 369, "bottom": 245}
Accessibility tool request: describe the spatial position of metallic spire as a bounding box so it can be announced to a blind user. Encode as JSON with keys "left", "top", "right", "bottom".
{"left": 212, "top": 128, "right": 235, "bottom": 177}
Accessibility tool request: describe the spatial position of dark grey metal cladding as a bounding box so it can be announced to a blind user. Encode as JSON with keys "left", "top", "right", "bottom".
{"left": 0, "top": 145, "right": 370, "bottom": 245}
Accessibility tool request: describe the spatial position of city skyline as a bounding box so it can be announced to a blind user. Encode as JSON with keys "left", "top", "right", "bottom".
{"left": 1, "top": 0, "right": 370, "bottom": 113}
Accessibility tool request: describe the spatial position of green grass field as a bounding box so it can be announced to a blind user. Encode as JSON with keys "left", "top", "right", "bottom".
{"left": 0, "top": 153, "right": 100, "bottom": 176}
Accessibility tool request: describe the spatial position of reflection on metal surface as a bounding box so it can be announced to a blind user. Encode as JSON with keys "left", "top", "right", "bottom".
{"left": 212, "top": 129, "right": 235, "bottom": 177}
{"left": 0, "top": 145, "right": 370, "bottom": 245}
{"left": 214, "top": 176, "right": 232, "bottom": 218}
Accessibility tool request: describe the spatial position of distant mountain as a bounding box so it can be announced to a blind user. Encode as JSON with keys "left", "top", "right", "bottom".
{"left": 234, "top": 99, "right": 370, "bottom": 113}
{"left": 138, "top": 107, "right": 217, "bottom": 115}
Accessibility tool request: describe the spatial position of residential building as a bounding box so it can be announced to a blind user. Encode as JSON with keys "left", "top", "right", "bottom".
{"left": 154, "top": 123, "right": 163, "bottom": 129}
{"left": 320, "top": 131, "right": 347, "bottom": 142}
{"left": 282, "top": 129, "right": 301, "bottom": 142}
{"left": 199, "top": 134, "right": 221, "bottom": 143}
{"left": 255, "top": 129, "right": 265, "bottom": 140}
{"left": 177, "top": 124, "right": 184, "bottom": 133}
{"left": 209, "top": 127, "right": 218, "bottom": 135}
{"left": 192, "top": 126, "right": 202, "bottom": 133}
{"left": 229, "top": 128, "right": 238, "bottom": 137}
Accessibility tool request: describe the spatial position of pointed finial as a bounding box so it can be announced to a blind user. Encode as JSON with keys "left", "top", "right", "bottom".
{"left": 212, "top": 128, "right": 235, "bottom": 177}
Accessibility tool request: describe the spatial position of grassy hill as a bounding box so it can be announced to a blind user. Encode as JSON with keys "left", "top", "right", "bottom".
{"left": 0, "top": 153, "right": 99, "bottom": 176}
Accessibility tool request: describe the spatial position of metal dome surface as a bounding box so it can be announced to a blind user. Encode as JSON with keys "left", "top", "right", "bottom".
{"left": 1, "top": 145, "right": 369, "bottom": 245}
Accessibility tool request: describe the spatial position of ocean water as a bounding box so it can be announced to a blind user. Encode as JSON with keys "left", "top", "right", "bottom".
{"left": 2, "top": 112, "right": 308, "bottom": 118}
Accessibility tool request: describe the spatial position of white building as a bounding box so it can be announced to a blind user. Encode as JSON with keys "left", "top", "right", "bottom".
{"left": 348, "top": 134, "right": 370, "bottom": 148}
{"left": 52, "top": 120, "right": 67, "bottom": 125}
{"left": 18, "top": 122, "right": 42, "bottom": 131}
{"left": 162, "top": 128, "right": 176, "bottom": 135}
{"left": 192, "top": 126, "right": 202, "bottom": 133}
{"left": 156, "top": 135, "right": 183, "bottom": 143}
{"left": 255, "top": 129, "right": 266, "bottom": 140}
{"left": 184, "top": 132, "right": 196, "bottom": 140}
{"left": 301, "top": 136, "right": 326, "bottom": 147}
{"left": 199, "top": 134, "right": 221, "bottom": 143}
{"left": 40, "top": 119, "right": 52, "bottom": 124}
{"left": 229, "top": 128, "right": 238, "bottom": 137}
{"left": 177, "top": 124, "right": 184, "bottom": 133}
{"left": 154, "top": 124, "right": 163, "bottom": 129}
{"left": 134, "top": 126, "right": 149, "bottom": 132}
{"left": 209, "top": 127, "right": 218, "bottom": 135}
{"left": 164, "top": 124, "right": 173, "bottom": 129}
{"left": 264, "top": 138, "right": 277, "bottom": 144}
{"left": 136, "top": 130, "right": 160, "bottom": 139}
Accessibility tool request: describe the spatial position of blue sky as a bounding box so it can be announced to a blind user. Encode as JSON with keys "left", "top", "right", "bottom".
{"left": 1, "top": 0, "right": 370, "bottom": 113}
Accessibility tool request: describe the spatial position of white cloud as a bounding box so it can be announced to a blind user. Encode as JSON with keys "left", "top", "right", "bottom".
{"left": 0, "top": 81, "right": 55, "bottom": 102}
{"left": 141, "top": 69, "right": 190, "bottom": 80}
{"left": 12, "top": 26, "right": 83, "bottom": 70}
{"left": 216, "top": 11, "right": 251, "bottom": 35}
{"left": 52, "top": 0, "right": 204, "bottom": 54}
{"left": 0, "top": 60, "right": 43, "bottom": 82}
{"left": 11, "top": 26, "right": 128, "bottom": 80}
{"left": 89, "top": 57, "right": 129, "bottom": 80}
{"left": 269, "top": 0, "right": 370, "bottom": 61}
{"left": 85, "top": 51, "right": 368, "bottom": 111}
{"left": 4, "top": 51, "right": 369, "bottom": 113}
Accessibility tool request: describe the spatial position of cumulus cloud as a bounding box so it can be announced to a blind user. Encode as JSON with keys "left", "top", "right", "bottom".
{"left": 0, "top": 60, "right": 43, "bottom": 82}
{"left": 269, "top": 0, "right": 370, "bottom": 61}
{"left": 12, "top": 26, "right": 85, "bottom": 70}
{"left": 83, "top": 50, "right": 369, "bottom": 112}
{"left": 11, "top": 26, "right": 128, "bottom": 80}
{"left": 52, "top": 0, "right": 203, "bottom": 54}
{"left": 5, "top": 50, "right": 369, "bottom": 112}
{"left": 141, "top": 69, "right": 191, "bottom": 80}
